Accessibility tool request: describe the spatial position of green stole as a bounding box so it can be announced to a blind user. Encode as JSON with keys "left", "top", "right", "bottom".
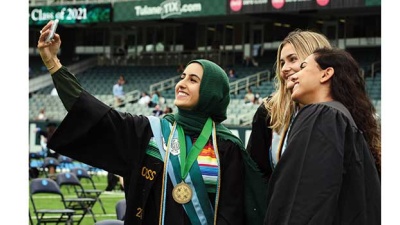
{"left": 147, "top": 116, "right": 218, "bottom": 225}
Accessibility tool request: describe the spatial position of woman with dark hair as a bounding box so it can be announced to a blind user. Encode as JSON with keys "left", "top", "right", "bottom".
{"left": 264, "top": 47, "right": 381, "bottom": 225}
{"left": 37, "top": 20, "right": 266, "bottom": 225}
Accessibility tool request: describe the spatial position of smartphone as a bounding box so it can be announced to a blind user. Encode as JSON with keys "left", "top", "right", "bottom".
{"left": 45, "top": 19, "right": 59, "bottom": 42}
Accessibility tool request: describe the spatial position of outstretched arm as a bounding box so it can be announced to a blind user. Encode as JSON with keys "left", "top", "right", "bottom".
{"left": 37, "top": 20, "right": 62, "bottom": 75}
{"left": 37, "top": 20, "right": 82, "bottom": 111}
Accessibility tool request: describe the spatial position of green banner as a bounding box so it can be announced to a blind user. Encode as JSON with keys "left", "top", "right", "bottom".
{"left": 114, "top": 0, "right": 226, "bottom": 21}
{"left": 29, "top": 3, "right": 111, "bottom": 26}
{"left": 365, "top": 0, "right": 381, "bottom": 6}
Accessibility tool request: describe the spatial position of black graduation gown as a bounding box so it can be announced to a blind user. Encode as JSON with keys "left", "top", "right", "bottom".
{"left": 263, "top": 102, "right": 381, "bottom": 225}
{"left": 246, "top": 101, "right": 273, "bottom": 181}
{"left": 47, "top": 74, "right": 245, "bottom": 224}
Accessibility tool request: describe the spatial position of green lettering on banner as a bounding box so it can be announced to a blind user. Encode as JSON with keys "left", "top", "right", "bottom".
{"left": 29, "top": 3, "right": 111, "bottom": 25}
{"left": 114, "top": 0, "right": 226, "bottom": 22}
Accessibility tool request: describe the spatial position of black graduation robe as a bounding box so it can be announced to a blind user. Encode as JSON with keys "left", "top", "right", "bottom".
{"left": 246, "top": 101, "right": 273, "bottom": 181}
{"left": 263, "top": 102, "right": 381, "bottom": 225}
{"left": 47, "top": 68, "right": 245, "bottom": 225}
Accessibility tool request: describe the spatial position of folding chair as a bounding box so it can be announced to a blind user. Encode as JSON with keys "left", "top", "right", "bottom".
{"left": 58, "top": 155, "right": 74, "bottom": 172}
{"left": 87, "top": 165, "right": 102, "bottom": 181}
{"left": 94, "top": 220, "right": 124, "bottom": 225}
{"left": 71, "top": 167, "right": 107, "bottom": 214}
{"left": 115, "top": 199, "right": 126, "bottom": 221}
{"left": 42, "top": 157, "right": 60, "bottom": 179}
{"left": 29, "top": 152, "right": 44, "bottom": 168}
{"left": 29, "top": 152, "right": 44, "bottom": 179}
{"left": 56, "top": 172, "right": 97, "bottom": 224}
{"left": 29, "top": 211, "right": 33, "bottom": 225}
{"left": 30, "top": 178, "right": 75, "bottom": 225}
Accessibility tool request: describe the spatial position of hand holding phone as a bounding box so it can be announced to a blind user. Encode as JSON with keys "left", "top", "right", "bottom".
{"left": 45, "top": 19, "right": 59, "bottom": 43}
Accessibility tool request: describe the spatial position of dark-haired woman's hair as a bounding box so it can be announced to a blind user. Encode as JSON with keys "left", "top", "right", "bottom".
{"left": 313, "top": 47, "right": 381, "bottom": 174}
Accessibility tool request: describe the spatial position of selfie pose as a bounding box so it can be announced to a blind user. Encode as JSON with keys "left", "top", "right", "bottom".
{"left": 37, "top": 21, "right": 266, "bottom": 225}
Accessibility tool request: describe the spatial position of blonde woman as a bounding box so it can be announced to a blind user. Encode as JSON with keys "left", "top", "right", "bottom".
{"left": 246, "top": 29, "right": 332, "bottom": 179}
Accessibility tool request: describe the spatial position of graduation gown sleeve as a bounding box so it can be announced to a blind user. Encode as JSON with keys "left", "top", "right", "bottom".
{"left": 51, "top": 66, "right": 83, "bottom": 111}
{"left": 264, "top": 103, "right": 381, "bottom": 225}
{"left": 246, "top": 102, "right": 273, "bottom": 180}
{"left": 47, "top": 66, "right": 153, "bottom": 176}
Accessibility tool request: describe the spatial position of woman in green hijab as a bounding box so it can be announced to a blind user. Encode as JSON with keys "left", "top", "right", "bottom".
{"left": 37, "top": 20, "right": 266, "bottom": 225}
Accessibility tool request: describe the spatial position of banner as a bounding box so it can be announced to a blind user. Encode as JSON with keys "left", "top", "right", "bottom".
{"left": 29, "top": 3, "right": 112, "bottom": 25}
{"left": 228, "top": 0, "right": 377, "bottom": 14}
{"left": 114, "top": 0, "right": 226, "bottom": 22}
{"left": 365, "top": 0, "right": 381, "bottom": 6}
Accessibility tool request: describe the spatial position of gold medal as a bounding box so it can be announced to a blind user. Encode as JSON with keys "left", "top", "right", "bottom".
{"left": 172, "top": 182, "right": 192, "bottom": 204}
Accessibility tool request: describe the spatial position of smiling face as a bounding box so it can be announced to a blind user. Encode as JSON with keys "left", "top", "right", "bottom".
{"left": 174, "top": 62, "right": 203, "bottom": 110}
{"left": 290, "top": 54, "right": 331, "bottom": 105}
{"left": 279, "top": 43, "right": 302, "bottom": 91}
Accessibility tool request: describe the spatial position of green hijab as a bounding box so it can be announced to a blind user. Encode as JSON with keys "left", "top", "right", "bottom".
{"left": 164, "top": 59, "right": 267, "bottom": 224}
{"left": 164, "top": 59, "right": 238, "bottom": 143}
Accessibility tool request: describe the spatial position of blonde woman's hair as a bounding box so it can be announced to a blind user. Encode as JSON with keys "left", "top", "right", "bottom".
{"left": 265, "top": 29, "right": 332, "bottom": 133}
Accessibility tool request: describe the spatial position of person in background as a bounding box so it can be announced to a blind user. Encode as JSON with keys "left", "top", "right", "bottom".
{"left": 147, "top": 90, "right": 160, "bottom": 107}
{"left": 36, "top": 122, "right": 59, "bottom": 178}
{"left": 36, "top": 108, "right": 48, "bottom": 121}
{"left": 113, "top": 77, "right": 125, "bottom": 106}
{"left": 246, "top": 29, "right": 333, "bottom": 181}
{"left": 244, "top": 87, "right": 255, "bottom": 105}
{"left": 152, "top": 104, "right": 164, "bottom": 117}
{"left": 105, "top": 172, "right": 124, "bottom": 193}
{"left": 37, "top": 20, "right": 266, "bottom": 225}
{"left": 264, "top": 47, "right": 381, "bottom": 225}
{"left": 227, "top": 68, "right": 237, "bottom": 81}
{"left": 163, "top": 106, "right": 173, "bottom": 115}
{"left": 138, "top": 91, "right": 151, "bottom": 105}
{"left": 177, "top": 63, "right": 185, "bottom": 74}
{"left": 119, "top": 75, "right": 126, "bottom": 83}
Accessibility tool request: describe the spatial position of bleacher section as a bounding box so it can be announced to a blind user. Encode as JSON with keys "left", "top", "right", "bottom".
{"left": 30, "top": 65, "right": 268, "bottom": 122}
{"left": 29, "top": 62, "right": 381, "bottom": 125}
{"left": 347, "top": 47, "right": 381, "bottom": 74}
{"left": 29, "top": 55, "right": 98, "bottom": 79}
{"left": 29, "top": 95, "right": 67, "bottom": 121}
{"left": 365, "top": 73, "right": 381, "bottom": 100}
{"left": 29, "top": 56, "right": 48, "bottom": 77}
{"left": 34, "top": 65, "right": 179, "bottom": 95}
